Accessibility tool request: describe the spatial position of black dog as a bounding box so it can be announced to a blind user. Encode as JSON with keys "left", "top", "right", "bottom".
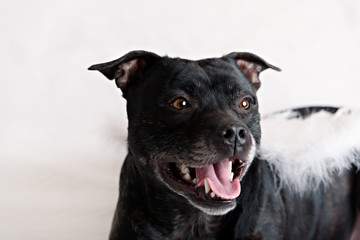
{"left": 89, "top": 51, "right": 360, "bottom": 239}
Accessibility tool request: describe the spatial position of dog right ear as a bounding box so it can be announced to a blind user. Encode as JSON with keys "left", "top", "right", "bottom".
{"left": 88, "top": 50, "right": 161, "bottom": 96}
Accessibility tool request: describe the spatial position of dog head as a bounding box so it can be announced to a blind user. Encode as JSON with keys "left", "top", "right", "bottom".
{"left": 89, "top": 51, "right": 280, "bottom": 215}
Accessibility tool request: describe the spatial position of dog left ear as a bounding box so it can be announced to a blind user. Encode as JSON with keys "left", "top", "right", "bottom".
{"left": 226, "top": 52, "right": 281, "bottom": 90}
{"left": 88, "top": 50, "right": 161, "bottom": 96}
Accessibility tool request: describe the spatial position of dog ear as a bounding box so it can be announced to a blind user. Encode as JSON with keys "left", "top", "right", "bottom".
{"left": 88, "top": 50, "right": 161, "bottom": 95}
{"left": 226, "top": 52, "right": 281, "bottom": 90}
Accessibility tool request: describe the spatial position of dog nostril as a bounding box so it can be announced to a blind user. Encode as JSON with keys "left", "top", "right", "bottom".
{"left": 239, "top": 128, "right": 246, "bottom": 139}
{"left": 223, "top": 129, "right": 235, "bottom": 139}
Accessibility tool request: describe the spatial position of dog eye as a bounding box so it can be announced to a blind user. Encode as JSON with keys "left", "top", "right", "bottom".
{"left": 170, "top": 97, "right": 189, "bottom": 110}
{"left": 239, "top": 98, "right": 250, "bottom": 110}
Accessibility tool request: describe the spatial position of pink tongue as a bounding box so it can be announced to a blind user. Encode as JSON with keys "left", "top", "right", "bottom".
{"left": 195, "top": 159, "right": 241, "bottom": 199}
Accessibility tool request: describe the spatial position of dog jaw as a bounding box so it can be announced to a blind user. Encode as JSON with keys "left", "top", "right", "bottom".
{"left": 155, "top": 134, "right": 257, "bottom": 216}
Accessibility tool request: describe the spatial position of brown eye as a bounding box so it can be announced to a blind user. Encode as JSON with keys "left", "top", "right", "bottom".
{"left": 239, "top": 98, "right": 250, "bottom": 110}
{"left": 170, "top": 98, "right": 189, "bottom": 110}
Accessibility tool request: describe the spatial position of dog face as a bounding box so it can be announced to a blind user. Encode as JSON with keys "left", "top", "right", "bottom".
{"left": 89, "top": 51, "right": 280, "bottom": 215}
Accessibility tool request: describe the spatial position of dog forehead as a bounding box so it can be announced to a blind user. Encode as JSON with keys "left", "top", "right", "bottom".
{"left": 152, "top": 57, "right": 254, "bottom": 96}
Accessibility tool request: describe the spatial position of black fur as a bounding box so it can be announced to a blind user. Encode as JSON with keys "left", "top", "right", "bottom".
{"left": 89, "top": 51, "right": 359, "bottom": 239}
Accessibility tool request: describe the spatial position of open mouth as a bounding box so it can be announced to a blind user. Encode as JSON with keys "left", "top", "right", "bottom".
{"left": 157, "top": 157, "right": 246, "bottom": 202}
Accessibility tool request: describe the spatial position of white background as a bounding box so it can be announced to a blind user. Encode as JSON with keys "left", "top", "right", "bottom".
{"left": 1, "top": 0, "right": 359, "bottom": 239}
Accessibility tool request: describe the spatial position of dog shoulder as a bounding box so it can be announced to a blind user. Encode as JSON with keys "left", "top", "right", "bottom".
{"left": 259, "top": 106, "right": 360, "bottom": 193}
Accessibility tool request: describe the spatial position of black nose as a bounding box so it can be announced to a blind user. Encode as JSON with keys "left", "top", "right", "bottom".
{"left": 221, "top": 125, "right": 247, "bottom": 146}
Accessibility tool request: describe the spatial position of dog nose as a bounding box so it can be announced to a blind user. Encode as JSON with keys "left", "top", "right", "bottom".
{"left": 221, "top": 125, "right": 247, "bottom": 146}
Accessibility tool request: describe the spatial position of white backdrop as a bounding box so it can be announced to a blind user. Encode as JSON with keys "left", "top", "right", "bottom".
{"left": 1, "top": 0, "right": 359, "bottom": 239}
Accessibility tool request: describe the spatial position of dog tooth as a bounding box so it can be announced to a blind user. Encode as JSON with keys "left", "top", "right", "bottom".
{"left": 210, "top": 192, "right": 216, "bottom": 198}
{"left": 183, "top": 173, "right": 192, "bottom": 181}
{"left": 229, "top": 161, "right": 232, "bottom": 172}
{"left": 192, "top": 178, "right": 198, "bottom": 185}
{"left": 230, "top": 172, "right": 234, "bottom": 181}
{"left": 204, "top": 179, "right": 210, "bottom": 194}
{"left": 180, "top": 164, "right": 190, "bottom": 174}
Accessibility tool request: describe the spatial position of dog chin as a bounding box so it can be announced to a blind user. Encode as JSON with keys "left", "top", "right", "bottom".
{"left": 188, "top": 198, "right": 237, "bottom": 216}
